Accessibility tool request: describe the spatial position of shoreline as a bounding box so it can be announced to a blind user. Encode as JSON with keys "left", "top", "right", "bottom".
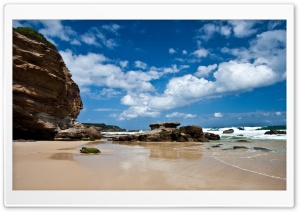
{"left": 13, "top": 139, "right": 286, "bottom": 190}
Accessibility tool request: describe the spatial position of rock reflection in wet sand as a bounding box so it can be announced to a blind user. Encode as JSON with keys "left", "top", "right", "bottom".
{"left": 115, "top": 142, "right": 202, "bottom": 160}
{"left": 50, "top": 153, "right": 74, "bottom": 160}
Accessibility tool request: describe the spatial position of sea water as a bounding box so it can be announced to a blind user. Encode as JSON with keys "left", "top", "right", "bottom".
{"left": 203, "top": 126, "right": 287, "bottom": 140}
{"left": 101, "top": 125, "right": 287, "bottom": 140}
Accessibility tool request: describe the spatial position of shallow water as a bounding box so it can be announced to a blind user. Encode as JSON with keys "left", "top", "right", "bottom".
{"left": 72, "top": 139, "right": 286, "bottom": 190}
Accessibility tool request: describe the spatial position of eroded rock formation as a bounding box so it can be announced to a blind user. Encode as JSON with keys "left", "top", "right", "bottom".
{"left": 113, "top": 122, "right": 219, "bottom": 143}
{"left": 149, "top": 122, "right": 180, "bottom": 130}
{"left": 13, "top": 28, "right": 83, "bottom": 140}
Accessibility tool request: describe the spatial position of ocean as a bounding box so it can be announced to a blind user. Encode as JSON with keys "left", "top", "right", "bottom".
{"left": 101, "top": 125, "right": 287, "bottom": 141}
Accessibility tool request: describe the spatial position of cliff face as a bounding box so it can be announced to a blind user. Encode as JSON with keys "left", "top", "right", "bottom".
{"left": 13, "top": 30, "right": 83, "bottom": 139}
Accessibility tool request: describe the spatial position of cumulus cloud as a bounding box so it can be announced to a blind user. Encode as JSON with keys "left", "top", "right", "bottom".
{"left": 134, "top": 60, "right": 148, "bottom": 69}
{"left": 38, "top": 20, "right": 77, "bottom": 42}
{"left": 182, "top": 50, "right": 188, "bottom": 55}
{"left": 60, "top": 49, "right": 161, "bottom": 93}
{"left": 228, "top": 20, "right": 259, "bottom": 38}
{"left": 163, "top": 64, "right": 180, "bottom": 74}
{"left": 197, "top": 22, "right": 232, "bottom": 41}
{"left": 214, "top": 112, "right": 223, "bottom": 118}
{"left": 275, "top": 112, "right": 282, "bottom": 116}
{"left": 169, "top": 48, "right": 176, "bottom": 54}
{"left": 166, "top": 112, "right": 197, "bottom": 119}
{"left": 192, "top": 47, "right": 209, "bottom": 58}
{"left": 118, "top": 29, "right": 286, "bottom": 119}
{"left": 221, "top": 30, "right": 286, "bottom": 79}
{"left": 119, "top": 106, "right": 160, "bottom": 120}
{"left": 197, "top": 21, "right": 260, "bottom": 41}
{"left": 220, "top": 25, "right": 231, "bottom": 37}
{"left": 195, "top": 64, "right": 218, "bottom": 77}
{"left": 214, "top": 61, "right": 277, "bottom": 93}
{"left": 198, "top": 23, "right": 220, "bottom": 40}
{"left": 119, "top": 60, "right": 129, "bottom": 68}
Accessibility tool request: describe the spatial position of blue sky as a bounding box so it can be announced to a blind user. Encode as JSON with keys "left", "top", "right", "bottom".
{"left": 13, "top": 20, "right": 286, "bottom": 129}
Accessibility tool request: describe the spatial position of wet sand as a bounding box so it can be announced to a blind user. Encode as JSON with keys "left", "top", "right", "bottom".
{"left": 13, "top": 140, "right": 286, "bottom": 190}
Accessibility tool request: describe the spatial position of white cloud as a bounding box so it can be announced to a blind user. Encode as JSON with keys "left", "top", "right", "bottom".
{"left": 195, "top": 64, "right": 218, "bottom": 77}
{"left": 98, "top": 88, "right": 121, "bottom": 98}
{"left": 102, "top": 24, "right": 121, "bottom": 35}
{"left": 180, "top": 65, "right": 190, "bottom": 70}
{"left": 163, "top": 64, "right": 180, "bottom": 74}
{"left": 134, "top": 60, "right": 147, "bottom": 69}
{"left": 221, "top": 30, "right": 286, "bottom": 79}
{"left": 214, "top": 61, "right": 277, "bottom": 93}
{"left": 38, "top": 20, "right": 77, "bottom": 42}
{"left": 268, "top": 21, "right": 283, "bottom": 30}
{"left": 81, "top": 32, "right": 100, "bottom": 46}
{"left": 166, "top": 112, "right": 197, "bottom": 119}
{"left": 192, "top": 47, "right": 209, "bottom": 58}
{"left": 119, "top": 60, "right": 129, "bottom": 68}
{"left": 60, "top": 49, "right": 160, "bottom": 93}
{"left": 198, "top": 23, "right": 220, "bottom": 40}
{"left": 119, "top": 106, "right": 160, "bottom": 120}
{"left": 275, "top": 112, "right": 282, "bottom": 116}
{"left": 220, "top": 25, "right": 231, "bottom": 37}
{"left": 70, "top": 39, "right": 81, "bottom": 45}
{"left": 81, "top": 26, "right": 118, "bottom": 49}
{"left": 93, "top": 108, "right": 119, "bottom": 112}
{"left": 214, "top": 112, "right": 223, "bottom": 118}
{"left": 182, "top": 50, "right": 188, "bottom": 55}
{"left": 228, "top": 20, "right": 259, "bottom": 38}
{"left": 169, "top": 48, "right": 176, "bottom": 54}
{"left": 118, "top": 54, "right": 282, "bottom": 119}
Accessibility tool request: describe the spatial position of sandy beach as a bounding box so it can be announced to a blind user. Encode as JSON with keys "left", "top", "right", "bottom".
{"left": 13, "top": 139, "right": 286, "bottom": 190}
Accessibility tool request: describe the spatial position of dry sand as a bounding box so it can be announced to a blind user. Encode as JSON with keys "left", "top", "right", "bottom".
{"left": 13, "top": 140, "right": 286, "bottom": 190}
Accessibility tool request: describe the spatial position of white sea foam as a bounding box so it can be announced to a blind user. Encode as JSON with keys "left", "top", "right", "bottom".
{"left": 102, "top": 127, "right": 286, "bottom": 140}
{"left": 203, "top": 126, "right": 286, "bottom": 140}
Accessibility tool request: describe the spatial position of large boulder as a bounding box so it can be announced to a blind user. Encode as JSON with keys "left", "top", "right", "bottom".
{"left": 149, "top": 122, "right": 180, "bottom": 130}
{"left": 13, "top": 28, "right": 83, "bottom": 140}
{"left": 84, "top": 126, "right": 102, "bottom": 140}
{"left": 179, "top": 126, "right": 203, "bottom": 138}
{"left": 54, "top": 128, "right": 89, "bottom": 141}
{"left": 204, "top": 132, "right": 220, "bottom": 140}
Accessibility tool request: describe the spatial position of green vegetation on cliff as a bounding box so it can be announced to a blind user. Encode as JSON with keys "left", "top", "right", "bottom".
{"left": 82, "top": 123, "right": 126, "bottom": 132}
{"left": 13, "top": 27, "right": 57, "bottom": 50}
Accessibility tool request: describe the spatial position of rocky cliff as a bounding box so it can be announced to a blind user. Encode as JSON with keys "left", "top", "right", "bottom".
{"left": 13, "top": 28, "right": 83, "bottom": 140}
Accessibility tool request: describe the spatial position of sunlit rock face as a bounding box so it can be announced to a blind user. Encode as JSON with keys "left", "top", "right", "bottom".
{"left": 13, "top": 29, "right": 83, "bottom": 140}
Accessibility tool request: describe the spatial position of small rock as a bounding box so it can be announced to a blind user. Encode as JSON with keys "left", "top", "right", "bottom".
{"left": 252, "top": 147, "right": 272, "bottom": 152}
{"left": 80, "top": 147, "right": 101, "bottom": 154}
{"left": 211, "top": 144, "right": 223, "bottom": 148}
{"left": 237, "top": 140, "right": 248, "bottom": 142}
{"left": 264, "top": 130, "right": 286, "bottom": 135}
{"left": 223, "top": 129, "right": 234, "bottom": 134}
{"left": 233, "top": 146, "right": 248, "bottom": 150}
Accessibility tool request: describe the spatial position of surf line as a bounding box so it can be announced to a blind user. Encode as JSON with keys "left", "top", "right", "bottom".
{"left": 213, "top": 157, "right": 286, "bottom": 181}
